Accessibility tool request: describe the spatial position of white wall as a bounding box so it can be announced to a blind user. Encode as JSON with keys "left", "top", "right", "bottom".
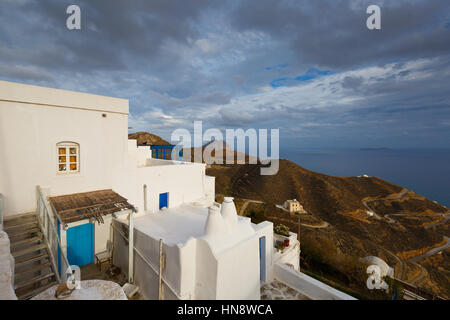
{"left": 0, "top": 80, "right": 213, "bottom": 221}
{"left": 0, "top": 81, "right": 129, "bottom": 216}
{"left": 112, "top": 218, "right": 194, "bottom": 300}
{"left": 215, "top": 237, "right": 260, "bottom": 300}
{"left": 253, "top": 221, "right": 274, "bottom": 283}
{"left": 273, "top": 232, "right": 300, "bottom": 271}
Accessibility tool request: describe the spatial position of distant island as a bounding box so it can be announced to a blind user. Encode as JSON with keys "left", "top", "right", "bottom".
{"left": 360, "top": 147, "right": 392, "bottom": 151}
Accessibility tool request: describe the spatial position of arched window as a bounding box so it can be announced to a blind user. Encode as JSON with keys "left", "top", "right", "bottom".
{"left": 57, "top": 142, "right": 80, "bottom": 173}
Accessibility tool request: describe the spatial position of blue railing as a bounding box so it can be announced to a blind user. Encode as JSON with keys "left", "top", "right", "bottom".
{"left": 138, "top": 145, "right": 183, "bottom": 161}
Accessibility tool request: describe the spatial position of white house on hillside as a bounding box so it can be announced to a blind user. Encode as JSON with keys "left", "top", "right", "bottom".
{"left": 0, "top": 80, "right": 354, "bottom": 300}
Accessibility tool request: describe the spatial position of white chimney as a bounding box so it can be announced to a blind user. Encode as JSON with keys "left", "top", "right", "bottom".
{"left": 204, "top": 205, "right": 226, "bottom": 237}
{"left": 221, "top": 197, "right": 238, "bottom": 230}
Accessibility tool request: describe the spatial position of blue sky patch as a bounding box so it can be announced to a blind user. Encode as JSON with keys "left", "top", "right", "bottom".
{"left": 270, "top": 77, "right": 289, "bottom": 88}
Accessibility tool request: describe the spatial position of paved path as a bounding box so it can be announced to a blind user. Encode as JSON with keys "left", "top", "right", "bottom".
{"left": 362, "top": 189, "right": 409, "bottom": 224}
{"left": 300, "top": 221, "right": 330, "bottom": 229}
{"left": 260, "top": 280, "right": 309, "bottom": 300}
{"left": 239, "top": 199, "right": 264, "bottom": 215}
{"left": 381, "top": 247, "right": 405, "bottom": 280}
{"left": 362, "top": 189, "right": 450, "bottom": 229}
{"left": 408, "top": 236, "right": 450, "bottom": 263}
{"left": 424, "top": 213, "right": 450, "bottom": 229}
{"left": 409, "top": 262, "right": 429, "bottom": 285}
{"left": 383, "top": 213, "right": 450, "bottom": 226}
{"left": 361, "top": 189, "right": 450, "bottom": 285}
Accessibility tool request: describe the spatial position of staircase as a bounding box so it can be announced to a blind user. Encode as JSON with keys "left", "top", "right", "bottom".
{"left": 3, "top": 212, "right": 58, "bottom": 300}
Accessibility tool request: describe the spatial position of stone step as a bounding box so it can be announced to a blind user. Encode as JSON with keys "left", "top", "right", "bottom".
{"left": 10, "top": 235, "right": 43, "bottom": 249}
{"left": 4, "top": 220, "right": 38, "bottom": 231}
{"left": 7, "top": 227, "right": 41, "bottom": 238}
{"left": 12, "top": 243, "right": 47, "bottom": 258}
{"left": 15, "top": 261, "right": 53, "bottom": 279}
{"left": 3, "top": 212, "right": 37, "bottom": 222}
{"left": 17, "top": 280, "right": 57, "bottom": 300}
{"left": 15, "top": 252, "right": 50, "bottom": 269}
{"left": 15, "top": 271, "right": 56, "bottom": 291}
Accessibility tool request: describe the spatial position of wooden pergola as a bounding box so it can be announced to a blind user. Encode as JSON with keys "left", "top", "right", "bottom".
{"left": 49, "top": 189, "right": 136, "bottom": 225}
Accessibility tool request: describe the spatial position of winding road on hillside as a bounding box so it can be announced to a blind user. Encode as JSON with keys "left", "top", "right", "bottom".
{"left": 408, "top": 236, "right": 450, "bottom": 263}
{"left": 362, "top": 188, "right": 409, "bottom": 223}
{"left": 274, "top": 204, "right": 330, "bottom": 229}
{"left": 361, "top": 188, "right": 450, "bottom": 286}
{"left": 409, "top": 262, "right": 429, "bottom": 286}
{"left": 239, "top": 199, "right": 264, "bottom": 215}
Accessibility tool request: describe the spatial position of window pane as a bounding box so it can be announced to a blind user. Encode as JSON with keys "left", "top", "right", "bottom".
{"left": 59, "top": 156, "right": 66, "bottom": 163}
{"left": 70, "top": 164, "right": 77, "bottom": 171}
{"left": 58, "top": 148, "right": 66, "bottom": 155}
{"left": 70, "top": 148, "right": 77, "bottom": 155}
{"left": 59, "top": 164, "right": 66, "bottom": 171}
{"left": 70, "top": 156, "right": 77, "bottom": 162}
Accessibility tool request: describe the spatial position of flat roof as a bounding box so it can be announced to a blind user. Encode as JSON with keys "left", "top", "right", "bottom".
{"left": 140, "top": 158, "right": 198, "bottom": 167}
{"left": 133, "top": 205, "right": 208, "bottom": 245}
{"left": 132, "top": 205, "right": 255, "bottom": 249}
{"left": 0, "top": 80, "right": 129, "bottom": 115}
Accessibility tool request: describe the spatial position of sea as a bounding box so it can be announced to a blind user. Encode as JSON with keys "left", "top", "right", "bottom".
{"left": 280, "top": 148, "right": 450, "bottom": 208}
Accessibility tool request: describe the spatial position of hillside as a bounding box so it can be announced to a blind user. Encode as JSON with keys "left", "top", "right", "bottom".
{"left": 128, "top": 132, "right": 170, "bottom": 145}
{"left": 134, "top": 131, "right": 449, "bottom": 298}
{"left": 208, "top": 160, "right": 450, "bottom": 299}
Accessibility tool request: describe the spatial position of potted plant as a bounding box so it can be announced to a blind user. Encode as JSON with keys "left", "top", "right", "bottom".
{"left": 274, "top": 224, "right": 290, "bottom": 237}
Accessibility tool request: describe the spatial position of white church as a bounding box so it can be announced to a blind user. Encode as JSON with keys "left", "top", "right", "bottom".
{"left": 0, "top": 80, "right": 354, "bottom": 300}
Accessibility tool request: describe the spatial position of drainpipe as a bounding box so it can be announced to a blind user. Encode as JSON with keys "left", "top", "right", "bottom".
{"left": 143, "top": 184, "right": 147, "bottom": 212}
{"left": 128, "top": 210, "right": 134, "bottom": 283}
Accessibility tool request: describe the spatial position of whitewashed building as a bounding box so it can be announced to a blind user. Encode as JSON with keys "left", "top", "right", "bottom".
{"left": 0, "top": 80, "right": 354, "bottom": 300}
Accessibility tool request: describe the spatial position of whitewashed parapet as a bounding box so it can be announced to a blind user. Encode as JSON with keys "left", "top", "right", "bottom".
{"left": 0, "top": 230, "right": 18, "bottom": 299}
{"left": 274, "top": 263, "right": 356, "bottom": 300}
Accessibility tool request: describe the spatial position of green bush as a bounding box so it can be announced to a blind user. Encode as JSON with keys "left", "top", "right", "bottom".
{"left": 274, "top": 224, "right": 290, "bottom": 236}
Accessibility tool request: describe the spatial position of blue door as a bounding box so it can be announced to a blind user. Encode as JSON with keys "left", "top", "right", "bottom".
{"left": 259, "top": 236, "right": 266, "bottom": 282}
{"left": 159, "top": 192, "right": 168, "bottom": 209}
{"left": 67, "top": 223, "right": 94, "bottom": 267}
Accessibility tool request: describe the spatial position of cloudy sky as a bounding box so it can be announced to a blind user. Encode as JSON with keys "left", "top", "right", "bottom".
{"left": 1, "top": 0, "right": 449, "bottom": 149}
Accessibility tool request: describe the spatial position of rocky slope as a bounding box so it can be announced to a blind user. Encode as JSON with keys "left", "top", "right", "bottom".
{"left": 128, "top": 132, "right": 170, "bottom": 145}
{"left": 134, "top": 131, "right": 449, "bottom": 298}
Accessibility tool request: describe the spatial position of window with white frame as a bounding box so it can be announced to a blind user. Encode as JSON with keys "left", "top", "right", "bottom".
{"left": 57, "top": 142, "right": 80, "bottom": 173}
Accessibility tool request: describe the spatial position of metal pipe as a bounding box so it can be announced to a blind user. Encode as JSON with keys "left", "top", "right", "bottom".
{"left": 143, "top": 184, "right": 147, "bottom": 212}
{"left": 128, "top": 210, "right": 134, "bottom": 283}
{"left": 158, "top": 239, "right": 163, "bottom": 300}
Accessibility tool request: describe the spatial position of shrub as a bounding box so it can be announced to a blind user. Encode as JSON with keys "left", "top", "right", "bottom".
{"left": 274, "top": 224, "right": 290, "bottom": 236}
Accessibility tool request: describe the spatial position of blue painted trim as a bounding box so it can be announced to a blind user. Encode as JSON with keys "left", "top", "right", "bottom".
{"left": 159, "top": 192, "right": 169, "bottom": 210}
{"left": 259, "top": 236, "right": 266, "bottom": 281}
{"left": 66, "top": 223, "right": 94, "bottom": 267}
{"left": 137, "top": 144, "right": 183, "bottom": 160}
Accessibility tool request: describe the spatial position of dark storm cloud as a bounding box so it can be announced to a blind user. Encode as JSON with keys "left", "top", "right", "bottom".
{"left": 0, "top": 0, "right": 449, "bottom": 148}
{"left": 0, "top": 0, "right": 221, "bottom": 73}
{"left": 231, "top": 0, "right": 450, "bottom": 69}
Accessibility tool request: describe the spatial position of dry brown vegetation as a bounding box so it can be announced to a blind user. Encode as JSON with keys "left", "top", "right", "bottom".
{"left": 207, "top": 159, "right": 450, "bottom": 298}
{"left": 397, "top": 238, "right": 447, "bottom": 260}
